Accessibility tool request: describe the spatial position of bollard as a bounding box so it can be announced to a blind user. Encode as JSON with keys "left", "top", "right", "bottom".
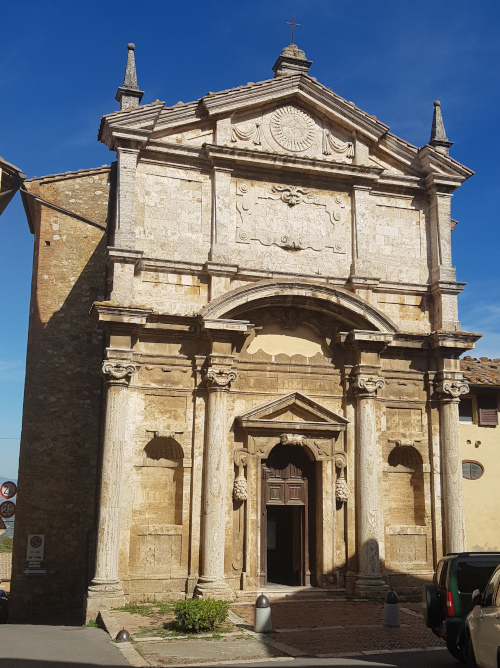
{"left": 254, "top": 594, "right": 272, "bottom": 633}
{"left": 383, "top": 589, "right": 400, "bottom": 627}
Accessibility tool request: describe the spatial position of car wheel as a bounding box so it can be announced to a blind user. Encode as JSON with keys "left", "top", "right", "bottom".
{"left": 446, "top": 640, "right": 465, "bottom": 663}
{"left": 423, "top": 583, "right": 442, "bottom": 628}
{"left": 467, "top": 633, "right": 477, "bottom": 667}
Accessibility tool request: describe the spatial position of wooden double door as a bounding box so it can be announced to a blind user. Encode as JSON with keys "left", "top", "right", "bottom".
{"left": 261, "top": 444, "right": 311, "bottom": 586}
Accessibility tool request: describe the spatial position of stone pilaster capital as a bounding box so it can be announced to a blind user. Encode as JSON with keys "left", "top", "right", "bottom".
{"left": 352, "top": 374, "right": 385, "bottom": 397}
{"left": 435, "top": 378, "right": 469, "bottom": 402}
{"left": 102, "top": 360, "right": 138, "bottom": 385}
{"left": 204, "top": 365, "right": 237, "bottom": 391}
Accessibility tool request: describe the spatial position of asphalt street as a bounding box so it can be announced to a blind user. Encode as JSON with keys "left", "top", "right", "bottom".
{"left": 0, "top": 624, "right": 129, "bottom": 668}
{"left": 202, "top": 650, "right": 459, "bottom": 668}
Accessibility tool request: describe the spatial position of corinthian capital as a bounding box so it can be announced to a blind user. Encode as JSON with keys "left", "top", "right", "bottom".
{"left": 353, "top": 375, "right": 385, "bottom": 396}
{"left": 204, "top": 366, "right": 237, "bottom": 389}
{"left": 102, "top": 360, "right": 137, "bottom": 382}
{"left": 436, "top": 379, "right": 469, "bottom": 399}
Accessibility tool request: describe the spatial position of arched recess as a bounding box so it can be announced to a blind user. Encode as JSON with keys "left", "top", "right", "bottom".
{"left": 138, "top": 436, "right": 184, "bottom": 525}
{"left": 386, "top": 445, "right": 425, "bottom": 526}
{"left": 199, "top": 279, "right": 398, "bottom": 333}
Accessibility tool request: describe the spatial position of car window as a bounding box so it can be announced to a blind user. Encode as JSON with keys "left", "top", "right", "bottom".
{"left": 437, "top": 561, "right": 448, "bottom": 588}
{"left": 494, "top": 581, "right": 500, "bottom": 608}
{"left": 456, "top": 562, "right": 500, "bottom": 594}
{"left": 482, "top": 568, "right": 500, "bottom": 606}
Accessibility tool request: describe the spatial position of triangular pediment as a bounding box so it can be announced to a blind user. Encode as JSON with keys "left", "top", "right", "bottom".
{"left": 237, "top": 391, "right": 348, "bottom": 434}
{"left": 99, "top": 73, "right": 472, "bottom": 185}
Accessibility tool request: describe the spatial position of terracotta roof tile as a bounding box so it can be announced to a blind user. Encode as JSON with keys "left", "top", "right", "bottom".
{"left": 461, "top": 357, "right": 500, "bottom": 386}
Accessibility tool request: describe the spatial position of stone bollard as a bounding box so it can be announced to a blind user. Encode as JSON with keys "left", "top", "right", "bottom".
{"left": 254, "top": 594, "right": 272, "bottom": 633}
{"left": 383, "top": 589, "right": 400, "bottom": 627}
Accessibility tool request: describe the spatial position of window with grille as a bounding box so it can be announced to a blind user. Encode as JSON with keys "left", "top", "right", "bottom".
{"left": 477, "top": 394, "right": 498, "bottom": 427}
{"left": 462, "top": 461, "right": 484, "bottom": 480}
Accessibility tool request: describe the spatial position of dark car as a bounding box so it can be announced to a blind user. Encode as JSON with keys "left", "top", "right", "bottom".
{"left": 423, "top": 552, "right": 500, "bottom": 662}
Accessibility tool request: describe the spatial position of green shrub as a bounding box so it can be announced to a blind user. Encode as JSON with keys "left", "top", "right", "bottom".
{"left": 174, "top": 599, "right": 228, "bottom": 633}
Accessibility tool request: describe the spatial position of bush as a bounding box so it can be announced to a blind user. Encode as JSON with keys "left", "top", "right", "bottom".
{"left": 174, "top": 599, "right": 228, "bottom": 633}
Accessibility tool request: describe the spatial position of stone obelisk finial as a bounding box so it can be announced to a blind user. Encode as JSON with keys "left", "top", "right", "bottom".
{"left": 115, "top": 43, "right": 144, "bottom": 111}
{"left": 429, "top": 100, "right": 453, "bottom": 155}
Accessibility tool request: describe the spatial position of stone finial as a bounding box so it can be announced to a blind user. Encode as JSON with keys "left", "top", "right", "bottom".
{"left": 429, "top": 100, "right": 453, "bottom": 155}
{"left": 272, "top": 43, "right": 312, "bottom": 77}
{"left": 115, "top": 43, "right": 144, "bottom": 111}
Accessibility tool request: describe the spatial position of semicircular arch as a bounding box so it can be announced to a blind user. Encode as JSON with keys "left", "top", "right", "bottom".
{"left": 199, "top": 279, "right": 398, "bottom": 333}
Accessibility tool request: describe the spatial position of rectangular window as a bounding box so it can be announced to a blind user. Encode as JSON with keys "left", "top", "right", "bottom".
{"left": 477, "top": 394, "right": 498, "bottom": 427}
{"left": 459, "top": 398, "right": 473, "bottom": 423}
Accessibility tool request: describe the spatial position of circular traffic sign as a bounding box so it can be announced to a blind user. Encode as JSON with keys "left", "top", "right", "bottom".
{"left": 30, "top": 535, "right": 42, "bottom": 548}
{"left": 0, "top": 481, "right": 17, "bottom": 499}
{"left": 0, "top": 501, "right": 15, "bottom": 519}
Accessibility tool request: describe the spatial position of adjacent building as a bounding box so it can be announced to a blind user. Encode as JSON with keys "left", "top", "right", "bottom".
{"left": 11, "top": 43, "right": 480, "bottom": 623}
{"left": 460, "top": 357, "right": 500, "bottom": 552}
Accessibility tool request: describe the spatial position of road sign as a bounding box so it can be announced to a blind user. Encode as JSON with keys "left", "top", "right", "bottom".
{"left": 0, "top": 517, "right": 5, "bottom": 530}
{"left": 0, "top": 501, "right": 15, "bottom": 519}
{"left": 22, "top": 568, "right": 46, "bottom": 576}
{"left": 0, "top": 481, "right": 17, "bottom": 499}
{"left": 26, "top": 534, "right": 45, "bottom": 562}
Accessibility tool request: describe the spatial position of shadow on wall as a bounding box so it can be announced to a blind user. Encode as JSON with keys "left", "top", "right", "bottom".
{"left": 10, "top": 224, "right": 109, "bottom": 624}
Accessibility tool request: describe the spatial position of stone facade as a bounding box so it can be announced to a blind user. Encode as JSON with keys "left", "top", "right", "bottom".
{"left": 11, "top": 44, "right": 480, "bottom": 623}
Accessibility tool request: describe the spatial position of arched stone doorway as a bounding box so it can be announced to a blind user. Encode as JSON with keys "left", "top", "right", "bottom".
{"left": 262, "top": 443, "right": 315, "bottom": 586}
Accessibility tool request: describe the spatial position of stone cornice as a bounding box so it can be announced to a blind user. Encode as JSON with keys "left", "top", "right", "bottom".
{"left": 429, "top": 331, "right": 482, "bottom": 354}
{"left": 203, "top": 143, "right": 383, "bottom": 182}
{"left": 91, "top": 303, "right": 153, "bottom": 331}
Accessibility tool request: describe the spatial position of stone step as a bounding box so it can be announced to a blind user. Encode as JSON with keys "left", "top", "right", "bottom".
{"left": 232, "top": 586, "right": 347, "bottom": 603}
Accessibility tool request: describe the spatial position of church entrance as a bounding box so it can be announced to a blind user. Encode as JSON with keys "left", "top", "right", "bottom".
{"left": 261, "top": 444, "right": 313, "bottom": 586}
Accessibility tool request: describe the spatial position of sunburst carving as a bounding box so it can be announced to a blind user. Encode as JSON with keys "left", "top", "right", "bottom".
{"left": 270, "top": 106, "right": 316, "bottom": 152}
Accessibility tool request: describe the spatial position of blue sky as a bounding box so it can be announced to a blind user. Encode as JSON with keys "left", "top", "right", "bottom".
{"left": 1, "top": 0, "right": 499, "bottom": 478}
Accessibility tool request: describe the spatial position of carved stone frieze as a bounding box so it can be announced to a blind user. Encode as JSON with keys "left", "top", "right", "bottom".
{"left": 280, "top": 433, "right": 306, "bottom": 446}
{"left": 102, "top": 360, "right": 138, "bottom": 382}
{"left": 322, "top": 129, "right": 354, "bottom": 158}
{"left": 231, "top": 121, "right": 262, "bottom": 145}
{"left": 352, "top": 375, "right": 385, "bottom": 396}
{"left": 236, "top": 181, "right": 347, "bottom": 253}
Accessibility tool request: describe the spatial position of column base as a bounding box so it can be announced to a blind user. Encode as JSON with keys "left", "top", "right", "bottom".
{"left": 85, "top": 581, "right": 125, "bottom": 622}
{"left": 194, "top": 577, "right": 234, "bottom": 601}
{"left": 354, "top": 575, "right": 390, "bottom": 600}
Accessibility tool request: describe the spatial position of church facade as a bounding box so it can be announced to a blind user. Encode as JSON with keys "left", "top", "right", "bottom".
{"left": 11, "top": 43, "right": 479, "bottom": 623}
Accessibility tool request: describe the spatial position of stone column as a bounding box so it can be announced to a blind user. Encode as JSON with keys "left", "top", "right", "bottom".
{"left": 195, "top": 355, "right": 236, "bottom": 600}
{"left": 353, "top": 373, "right": 388, "bottom": 597}
{"left": 86, "top": 359, "right": 137, "bottom": 619}
{"left": 436, "top": 377, "right": 469, "bottom": 553}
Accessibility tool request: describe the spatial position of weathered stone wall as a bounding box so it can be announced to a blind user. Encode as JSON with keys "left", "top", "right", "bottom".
{"left": 10, "top": 168, "right": 111, "bottom": 623}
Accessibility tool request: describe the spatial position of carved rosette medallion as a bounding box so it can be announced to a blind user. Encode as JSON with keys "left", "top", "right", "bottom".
{"left": 352, "top": 375, "right": 385, "bottom": 396}
{"left": 270, "top": 106, "right": 316, "bottom": 152}
{"left": 436, "top": 379, "right": 469, "bottom": 400}
{"left": 102, "top": 360, "right": 137, "bottom": 383}
{"left": 204, "top": 366, "right": 237, "bottom": 390}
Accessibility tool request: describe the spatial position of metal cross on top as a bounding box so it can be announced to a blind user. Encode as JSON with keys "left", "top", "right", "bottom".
{"left": 286, "top": 15, "right": 301, "bottom": 44}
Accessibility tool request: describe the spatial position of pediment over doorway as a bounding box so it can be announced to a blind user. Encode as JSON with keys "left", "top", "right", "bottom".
{"left": 236, "top": 391, "right": 348, "bottom": 434}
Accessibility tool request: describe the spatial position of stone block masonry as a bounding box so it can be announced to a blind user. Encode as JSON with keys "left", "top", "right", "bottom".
{"left": 9, "top": 167, "right": 112, "bottom": 623}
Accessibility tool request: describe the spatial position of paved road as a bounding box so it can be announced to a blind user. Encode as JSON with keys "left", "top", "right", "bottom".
{"left": 0, "top": 624, "right": 129, "bottom": 668}
{"left": 205, "top": 649, "right": 459, "bottom": 667}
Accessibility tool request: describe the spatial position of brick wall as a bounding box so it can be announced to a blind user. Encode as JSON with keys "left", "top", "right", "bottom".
{"left": 0, "top": 554, "right": 12, "bottom": 581}
{"left": 10, "top": 167, "right": 113, "bottom": 623}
